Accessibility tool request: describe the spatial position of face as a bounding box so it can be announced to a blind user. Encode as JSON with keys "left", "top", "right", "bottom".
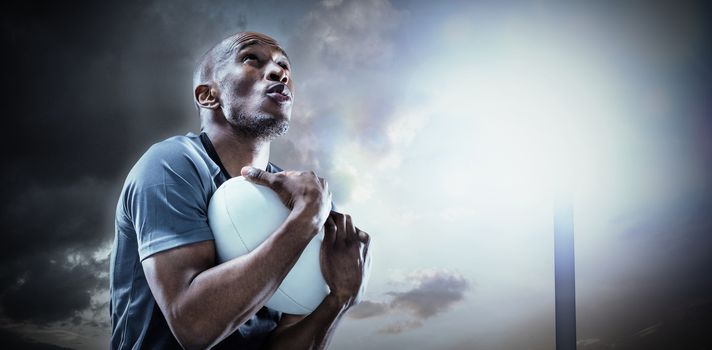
{"left": 214, "top": 34, "right": 294, "bottom": 140}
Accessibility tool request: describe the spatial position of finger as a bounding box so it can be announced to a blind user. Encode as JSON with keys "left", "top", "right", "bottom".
{"left": 356, "top": 227, "right": 370, "bottom": 260}
{"left": 356, "top": 228, "right": 370, "bottom": 246}
{"left": 345, "top": 214, "right": 357, "bottom": 245}
{"left": 331, "top": 211, "right": 347, "bottom": 248}
{"left": 323, "top": 216, "right": 337, "bottom": 246}
{"left": 241, "top": 166, "right": 278, "bottom": 188}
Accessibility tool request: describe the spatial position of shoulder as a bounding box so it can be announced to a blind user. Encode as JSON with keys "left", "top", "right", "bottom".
{"left": 139, "top": 135, "right": 207, "bottom": 173}
{"left": 128, "top": 134, "right": 217, "bottom": 188}
{"left": 117, "top": 135, "right": 215, "bottom": 223}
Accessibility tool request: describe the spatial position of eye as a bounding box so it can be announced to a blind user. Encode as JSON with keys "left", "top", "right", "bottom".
{"left": 242, "top": 54, "right": 258, "bottom": 63}
{"left": 278, "top": 62, "right": 290, "bottom": 70}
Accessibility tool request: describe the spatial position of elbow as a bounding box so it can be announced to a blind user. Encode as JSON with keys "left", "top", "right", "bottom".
{"left": 165, "top": 311, "right": 219, "bottom": 350}
{"left": 166, "top": 307, "right": 254, "bottom": 350}
{"left": 174, "top": 332, "right": 212, "bottom": 350}
{"left": 173, "top": 326, "right": 213, "bottom": 350}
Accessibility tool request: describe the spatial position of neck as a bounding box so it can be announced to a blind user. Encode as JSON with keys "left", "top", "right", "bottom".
{"left": 202, "top": 123, "right": 271, "bottom": 177}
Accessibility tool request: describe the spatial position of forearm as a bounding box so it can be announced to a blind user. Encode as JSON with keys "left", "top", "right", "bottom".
{"left": 170, "top": 209, "right": 319, "bottom": 348}
{"left": 263, "top": 294, "right": 351, "bottom": 350}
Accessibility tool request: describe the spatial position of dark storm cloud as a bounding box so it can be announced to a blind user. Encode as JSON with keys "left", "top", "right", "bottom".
{"left": 0, "top": 329, "right": 73, "bottom": 350}
{"left": 0, "top": 179, "right": 112, "bottom": 264}
{"left": 0, "top": 250, "right": 108, "bottom": 324}
{"left": 0, "top": 0, "right": 296, "bottom": 334}
{"left": 348, "top": 269, "right": 471, "bottom": 334}
{"left": 0, "top": 177, "right": 113, "bottom": 328}
{"left": 1, "top": 0, "right": 267, "bottom": 190}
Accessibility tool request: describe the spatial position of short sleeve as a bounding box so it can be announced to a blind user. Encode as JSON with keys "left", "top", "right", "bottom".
{"left": 124, "top": 140, "right": 215, "bottom": 261}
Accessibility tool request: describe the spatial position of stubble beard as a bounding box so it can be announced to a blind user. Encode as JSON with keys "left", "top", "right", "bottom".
{"left": 228, "top": 111, "right": 289, "bottom": 141}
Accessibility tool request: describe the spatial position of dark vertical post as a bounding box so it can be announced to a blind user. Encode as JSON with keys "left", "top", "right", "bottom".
{"left": 554, "top": 190, "right": 576, "bottom": 350}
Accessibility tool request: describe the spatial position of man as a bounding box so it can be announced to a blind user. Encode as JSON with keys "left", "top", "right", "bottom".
{"left": 110, "top": 31, "right": 370, "bottom": 349}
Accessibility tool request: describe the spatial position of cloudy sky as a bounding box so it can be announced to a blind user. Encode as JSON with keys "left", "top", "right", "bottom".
{"left": 2, "top": 0, "right": 711, "bottom": 349}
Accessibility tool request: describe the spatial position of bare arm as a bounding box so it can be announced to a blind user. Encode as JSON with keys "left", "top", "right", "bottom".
{"left": 143, "top": 208, "right": 317, "bottom": 349}
{"left": 262, "top": 294, "right": 349, "bottom": 350}
{"left": 143, "top": 168, "right": 333, "bottom": 350}
{"left": 263, "top": 212, "right": 371, "bottom": 350}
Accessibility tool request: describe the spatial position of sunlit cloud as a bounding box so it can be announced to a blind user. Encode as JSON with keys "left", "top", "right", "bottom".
{"left": 273, "top": 0, "right": 408, "bottom": 204}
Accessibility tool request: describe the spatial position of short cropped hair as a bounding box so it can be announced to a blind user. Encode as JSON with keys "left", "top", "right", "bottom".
{"left": 192, "top": 32, "right": 283, "bottom": 110}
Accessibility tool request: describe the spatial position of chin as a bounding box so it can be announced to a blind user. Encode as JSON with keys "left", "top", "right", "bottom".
{"left": 227, "top": 107, "right": 290, "bottom": 140}
{"left": 260, "top": 104, "right": 292, "bottom": 121}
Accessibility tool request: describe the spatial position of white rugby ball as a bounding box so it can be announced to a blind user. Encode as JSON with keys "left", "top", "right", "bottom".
{"left": 207, "top": 176, "right": 329, "bottom": 315}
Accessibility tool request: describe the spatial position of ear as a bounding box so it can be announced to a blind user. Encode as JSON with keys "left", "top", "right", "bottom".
{"left": 194, "top": 84, "right": 220, "bottom": 110}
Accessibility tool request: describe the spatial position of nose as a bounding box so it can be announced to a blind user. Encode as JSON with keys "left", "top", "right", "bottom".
{"left": 266, "top": 62, "right": 289, "bottom": 84}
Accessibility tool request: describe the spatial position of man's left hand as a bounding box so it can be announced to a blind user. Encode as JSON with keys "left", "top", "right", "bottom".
{"left": 320, "top": 211, "right": 371, "bottom": 309}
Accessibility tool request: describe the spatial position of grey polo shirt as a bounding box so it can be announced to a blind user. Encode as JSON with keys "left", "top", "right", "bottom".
{"left": 109, "top": 131, "right": 282, "bottom": 349}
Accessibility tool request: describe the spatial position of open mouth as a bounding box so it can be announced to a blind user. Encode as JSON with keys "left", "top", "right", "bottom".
{"left": 266, "top": 83, "right": 292, "bottom": 103}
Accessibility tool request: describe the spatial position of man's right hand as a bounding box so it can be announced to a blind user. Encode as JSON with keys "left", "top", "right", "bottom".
{"left": 241, "top": 166, "right": 332, "bottom": 234}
